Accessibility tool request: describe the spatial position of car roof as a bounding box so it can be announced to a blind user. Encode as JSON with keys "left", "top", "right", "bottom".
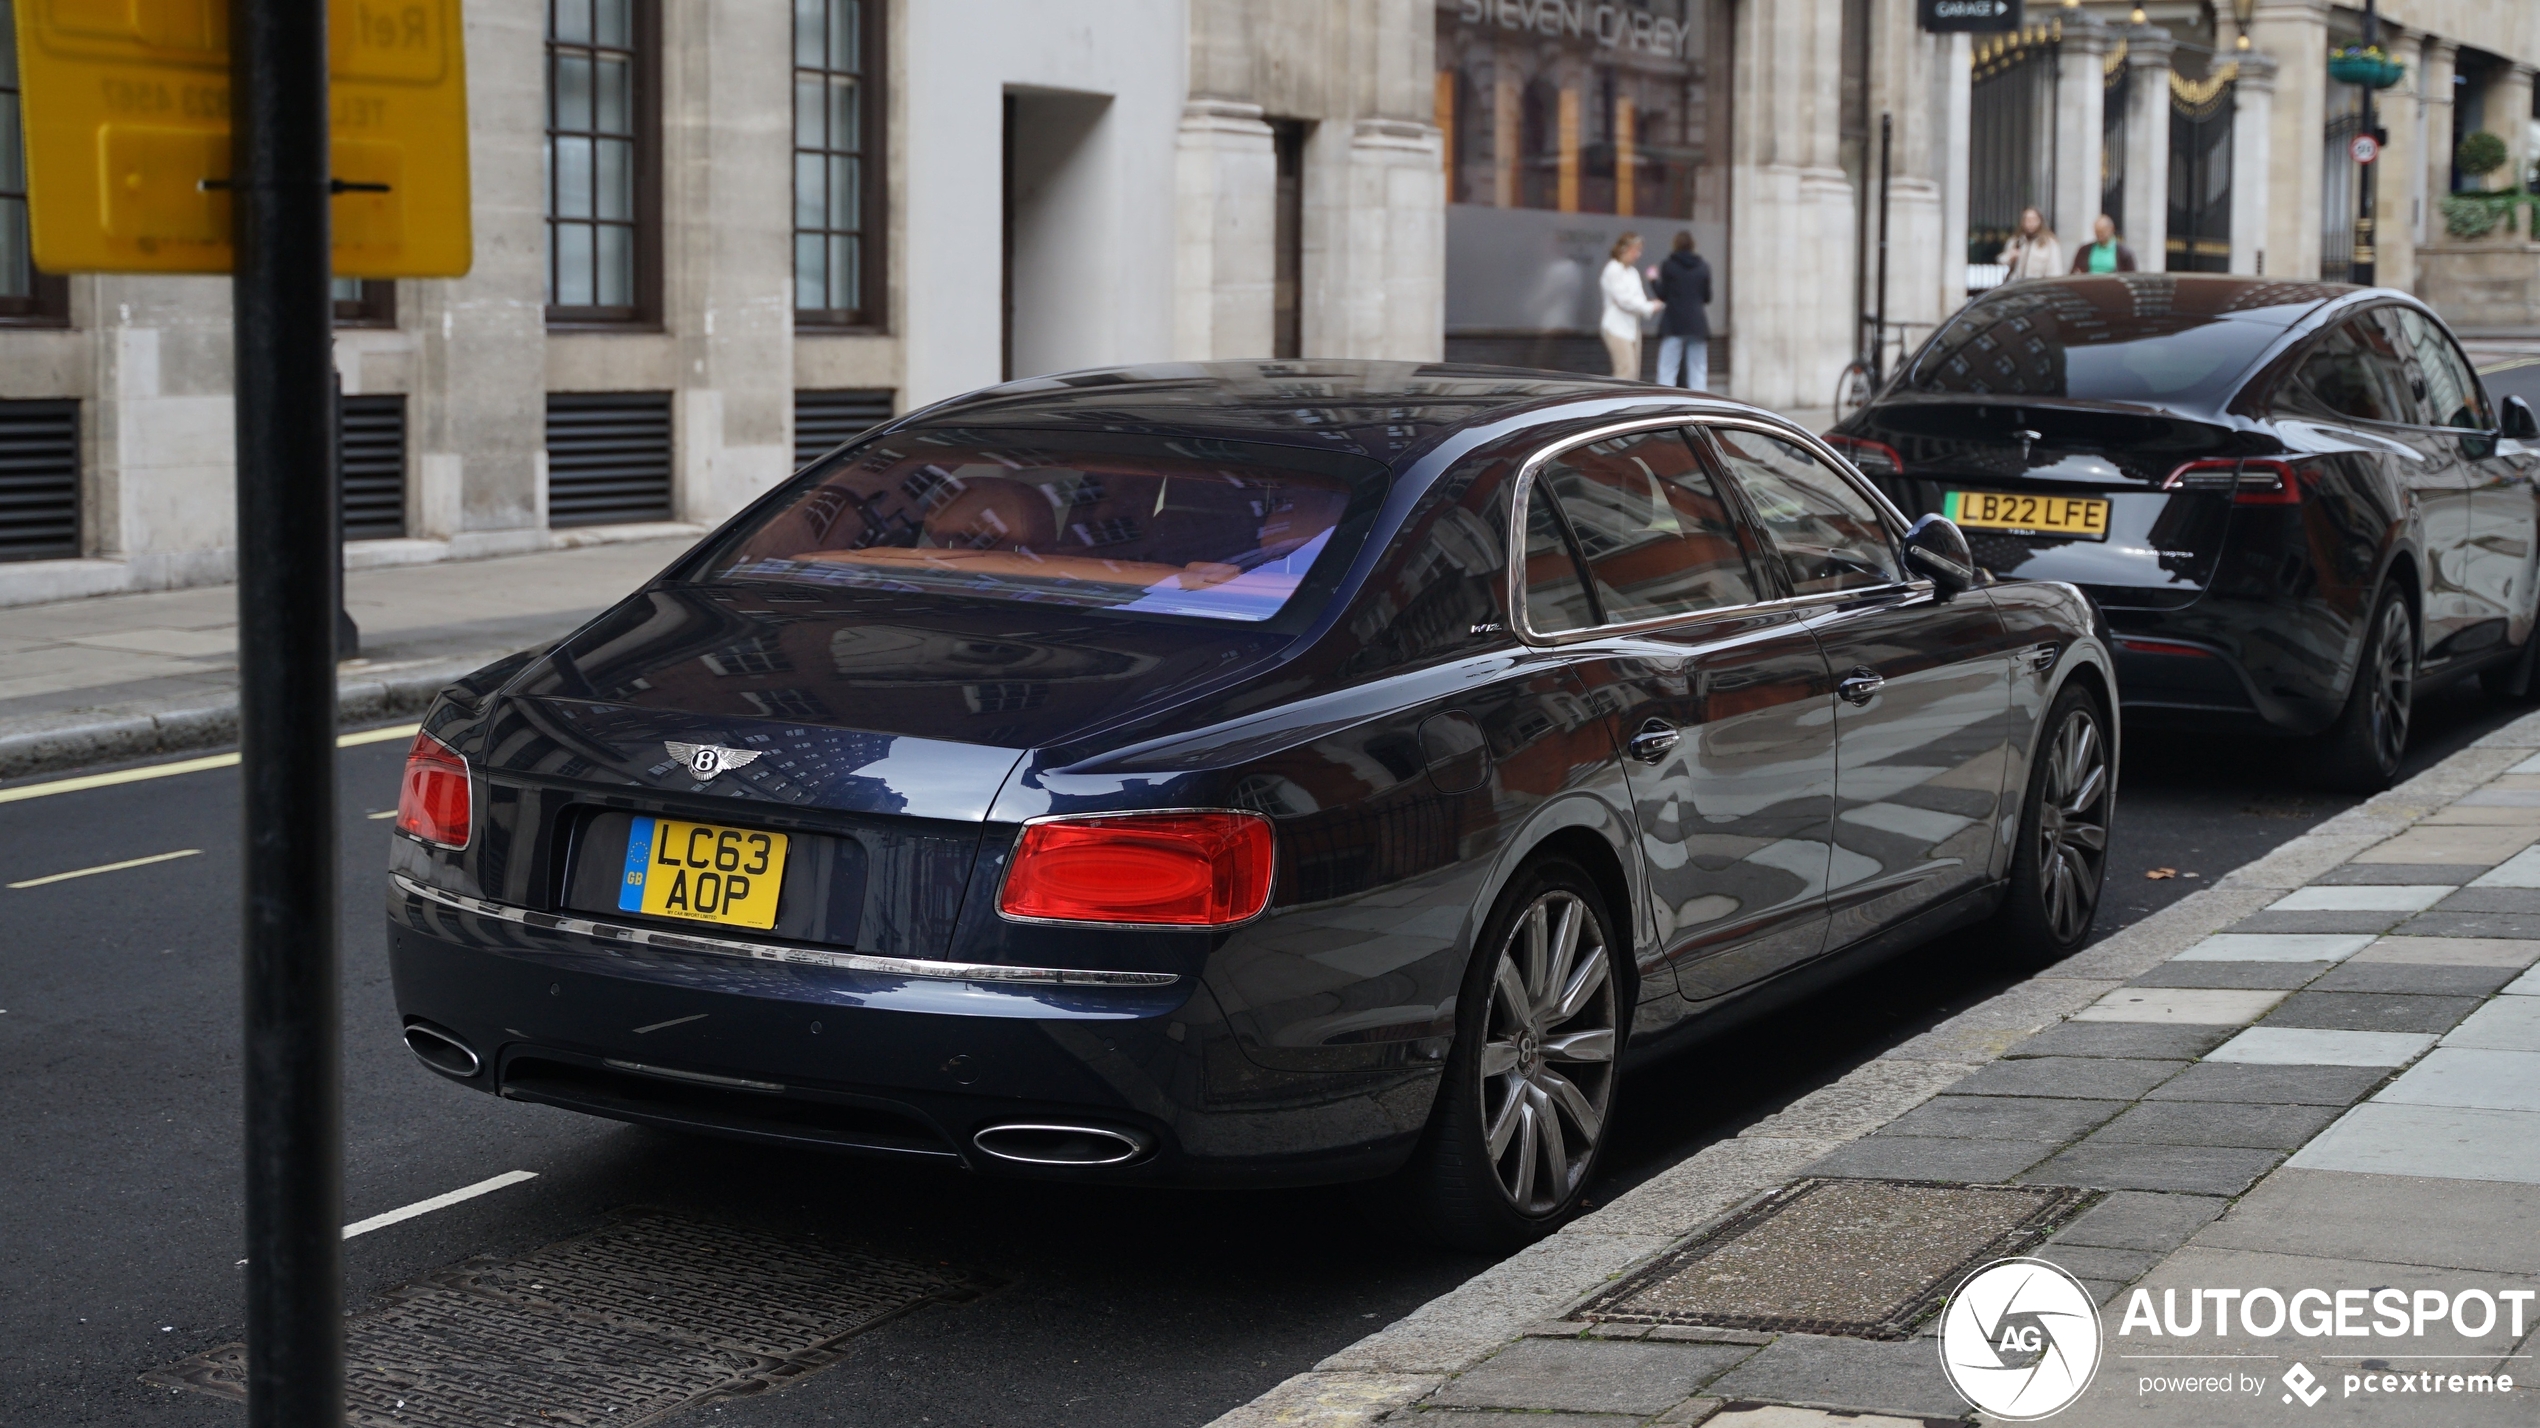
{"left": 893, "top": 360, "right": 1662, "bottom": 466}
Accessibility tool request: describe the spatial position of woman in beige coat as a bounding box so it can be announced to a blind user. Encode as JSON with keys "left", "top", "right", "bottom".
{"left": 1999, "top": 208, "right": 2062, "bottom": 282}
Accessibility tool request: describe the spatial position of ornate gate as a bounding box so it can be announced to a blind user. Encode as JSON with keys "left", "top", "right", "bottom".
{"left": 1969, "top": 22, "right": 2062, "bottom": 279}
{"left": 2167, "top": 65, "right": 2235, "bottom": 272}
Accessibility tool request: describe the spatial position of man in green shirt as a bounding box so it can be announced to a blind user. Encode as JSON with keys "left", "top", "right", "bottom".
{"left": 2072, "top": 213, "right": 2138, "bottom": 273}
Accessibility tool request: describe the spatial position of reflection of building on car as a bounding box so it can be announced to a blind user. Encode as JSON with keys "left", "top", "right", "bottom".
{"left": 1832, "top": 273, "right": 2540, "bottom": 792}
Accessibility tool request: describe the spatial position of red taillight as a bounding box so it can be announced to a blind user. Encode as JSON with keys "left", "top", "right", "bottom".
{"left": 395, "top": 730, "right": 472, "bottom": 849}
{"left": 999, "top": 811, "right": 1275, "bottom": 928}
{"left": 2163, "top": 457, "right": 2304, "bottom": 505}
{"left": 1826, "top": 434, "right": 1905, "bottom": 476}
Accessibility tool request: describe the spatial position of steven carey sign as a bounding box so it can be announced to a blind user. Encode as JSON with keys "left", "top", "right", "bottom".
{"left": 1919, "top": 0, "right": 2022, "bottom": 32}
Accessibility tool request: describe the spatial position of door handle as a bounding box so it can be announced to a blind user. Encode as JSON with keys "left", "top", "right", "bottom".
{"left": 1837, "top": 668, "right": 1885, "bottom": 705}
{"left": 1627, "top": 718, "right": 1680, "bottom": 763}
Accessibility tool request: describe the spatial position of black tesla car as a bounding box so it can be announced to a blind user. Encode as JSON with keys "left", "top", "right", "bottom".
{"left": 389, "top": 362, "right": 2113, "bottom": 1247}
{"left": 1829, "top": 274, "right": 2540, "bottom": 790}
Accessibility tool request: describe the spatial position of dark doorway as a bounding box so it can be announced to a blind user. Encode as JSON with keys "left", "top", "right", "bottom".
{"left": 2166, "top": 71, "right": 2234, "bottom": 272}
{"left": 1272, "top": 120, "right": 1309, "bottom": 359}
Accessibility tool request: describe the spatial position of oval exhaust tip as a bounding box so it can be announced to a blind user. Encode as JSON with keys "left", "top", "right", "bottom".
{"left": 404, "top": 1022, "right": 481, "bottom": 1078}
{"left": 971, "top": 1122, "right": 1152, "bottom": 1167}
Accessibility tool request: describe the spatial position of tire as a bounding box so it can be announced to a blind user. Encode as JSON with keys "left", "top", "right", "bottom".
{"left": 1399, "top": 857, "right": 1625, "bottom": 1252}
{"left": 2315, "top": 588, "right": 2415, "bottom": 793}
{"left": 1985, "top": 683, "right": 2114, "bottom": 968}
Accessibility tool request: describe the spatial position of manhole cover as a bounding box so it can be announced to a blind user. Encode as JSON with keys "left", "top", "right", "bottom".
{"left": 1574, "top": 1178, "right": 2092, "bottom": 1339}
{"left": 144, "top": 1208, "right": 978, "bottom": 1426}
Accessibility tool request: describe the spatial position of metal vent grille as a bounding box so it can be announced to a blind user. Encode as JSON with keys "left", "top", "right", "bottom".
{"left": 548, "top": 391, "right": 674, "bottom": 527}
{"left": 0, "top": 399, "right": 78, "bottom": 562}
{"left": 794, "top": 388, "right": 894, "bottom": 467}
{"left": 340, "top": 394, "right": 407, "bottom": 540}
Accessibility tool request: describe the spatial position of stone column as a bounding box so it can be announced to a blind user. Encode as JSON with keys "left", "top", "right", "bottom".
{"left": 1938, "top": 31, "right": 1972, "bottom": 316}
{"left": 2123, "top": 23, "right": 2178, "bottom": 271}
{"left": 1301, "top": 118, "right": 1444, "bottom": 361}
{"left": 2249, "top": 0, "right": 2329, "bottom": 279}
{"left": 2052, "top": 8, "right": 2113, "bottom": 253}
{"left": 661, "top": 0, "right": 795, "bottom": 527}
{"left": 2228, "top": 50, "right": 2277, "bottom": 275}
{"left": 407, "top": 0, "right": 548, "bottom": 546}
{"left": 1728, "top": 0, "right": 1854, "bottom": 412}
{"left": 2373, "top": 31, "right": 2419, "bottom": 292}
{"left": 1173, "top": 101, "right": 1278, "bottom": 361}
{"left": 2496, "top": 66, "right": 2537, "bottom": 195}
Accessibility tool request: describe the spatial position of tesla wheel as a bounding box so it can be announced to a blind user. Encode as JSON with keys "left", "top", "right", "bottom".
{"left": 2316, "top": 589, "right": 2415, "bottom": 792}
{"left": 1404, "top": 858, "right": 1623, "bottom": 1251}
{"left": 1986, "top": 685, "right": 2112, "bottom": 967}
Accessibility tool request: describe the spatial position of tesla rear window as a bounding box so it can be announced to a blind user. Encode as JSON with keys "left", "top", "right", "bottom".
{"left": 1902, "top": 279, "right": 2289, "bottom": 403}
{"left": 695, "top": 429, "right": 1392, "bottom": 623}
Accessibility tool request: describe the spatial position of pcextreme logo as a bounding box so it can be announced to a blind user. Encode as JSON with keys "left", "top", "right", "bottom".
{"left": 1938, "top": 1257, "right": 2104, "bottom": 1420}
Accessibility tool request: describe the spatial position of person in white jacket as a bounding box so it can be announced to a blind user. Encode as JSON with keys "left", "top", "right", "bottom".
{"left": 1999, "top": 207, "right": 2063, "bottom": 282}
{"left": 1600, "top": 233, "right": 1662, "bottom": 379}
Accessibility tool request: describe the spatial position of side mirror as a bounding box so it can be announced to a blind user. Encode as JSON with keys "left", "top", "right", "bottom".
{"left": 2502, "top": 395, "right": 2540, "bottom": 442}
{"left": 1903, "top": 515, "right": 1977, "bottom": 599}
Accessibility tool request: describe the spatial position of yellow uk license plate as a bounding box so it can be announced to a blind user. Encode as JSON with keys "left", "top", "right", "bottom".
{"left": 617, "top": 817, "right": 788, "bottom": 930}
{"left": 1943, "top": 490, "right": 2111, "bottom": 540}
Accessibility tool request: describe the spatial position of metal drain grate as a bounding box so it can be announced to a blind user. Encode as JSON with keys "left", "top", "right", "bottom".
{"left": 145, "top": 1209, "right": 977, "bottom": 1425}
{"left": 1574, "top": 1178, "right": 2094, "bottom": 1340}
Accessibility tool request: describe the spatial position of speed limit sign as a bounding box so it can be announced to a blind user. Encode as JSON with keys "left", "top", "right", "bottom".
{"left": 2352, "top": 133, "right": 2380, "bottom": 164}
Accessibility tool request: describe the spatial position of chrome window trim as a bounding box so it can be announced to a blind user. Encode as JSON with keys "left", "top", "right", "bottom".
{"left": 1505, "top": 411, "right": 1922, "bottom": 649}
{"left": 391, "top": 873, "right": 1182, "bottom": 987}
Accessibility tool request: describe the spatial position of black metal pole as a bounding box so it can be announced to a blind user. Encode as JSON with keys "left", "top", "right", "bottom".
{"left": 2356, "top": 0, "right": 2378, "bottom": 285}
{"left": 230, "top": 0, "right": 344, "bottom": 1422}
{"left": 1873, "top": 112, "right": 1893, "bottom": 383}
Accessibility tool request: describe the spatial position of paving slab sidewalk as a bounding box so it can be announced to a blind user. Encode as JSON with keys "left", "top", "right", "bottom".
{"left": 0, "top": 536, "right": 695, "bottom": 777}
{"left": 1210, "top": 716, "right": 2540, "bottom": 1428}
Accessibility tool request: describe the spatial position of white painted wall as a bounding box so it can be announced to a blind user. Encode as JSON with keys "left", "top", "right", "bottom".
{"left": 901, "top": 1, "right": 1186, "bottom": 407}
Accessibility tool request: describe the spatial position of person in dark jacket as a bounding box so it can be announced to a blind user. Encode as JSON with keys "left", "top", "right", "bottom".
{"left": 1651, "top": 231, "right": 1712, "bottom": 390}
{"left": 2070, "top": 213, "right": 2138, "bottom": 273}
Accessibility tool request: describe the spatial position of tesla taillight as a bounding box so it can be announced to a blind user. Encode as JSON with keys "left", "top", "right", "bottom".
{"left": 1826, "top": 435, "right": 1905, "bottom": 476}
{"left": 2163, "top": 457, "right": 2304, "bottom": 505}
{"left": 998, "top": 811, "right": 1275, "bottom": 928}
{"left": 395, "top": 730, "right": 472, "bottom": 849}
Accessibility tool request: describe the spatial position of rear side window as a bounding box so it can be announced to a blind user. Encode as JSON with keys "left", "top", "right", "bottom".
{"left": 1534, "top": 428, "right": 1759, "bottom": 622}
{"left": 1703, "top": 428, "right": 1901, "bottom": 596}
{"left": 2290, "top": 317, "right": 2411, "bottom": 424}
{"left": 2391, "top": 308, "right": 2489, "bottom": 431}
{"left": 1522, "top": 481, "right": 1597, "bottom": 635}
{"left": 695, "top": 429, "right": 1390, "bottom": 625}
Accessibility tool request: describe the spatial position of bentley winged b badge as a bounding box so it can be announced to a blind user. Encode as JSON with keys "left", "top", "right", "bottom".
{"left": 665, "top": 741, "right": 765, "bottom": 782}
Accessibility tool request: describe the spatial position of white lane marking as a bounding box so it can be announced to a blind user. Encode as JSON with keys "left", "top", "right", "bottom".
{"left": 632, "top": 1013, "right": 709, "bottom": 1034}
{"left": 0, "top": 722, "right": 423, "bottom": 806}
{"left": 9, "top": 848, "right": 202, "bottom": 889}
{"left": 342, "top": 1170, "right": 538, "bottom": 1240}
{"left": 367, "top": 810, "right": 398, "bottom": 820}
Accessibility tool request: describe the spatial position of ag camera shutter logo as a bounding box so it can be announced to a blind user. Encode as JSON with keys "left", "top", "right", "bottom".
{"left": 1939, "top": 1257, "right": 2104, "bottom": 1419}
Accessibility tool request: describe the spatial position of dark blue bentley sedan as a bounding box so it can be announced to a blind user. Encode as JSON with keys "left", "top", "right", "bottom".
{"left": 388, "top": 362, "right": 2115, "bottom": 1247}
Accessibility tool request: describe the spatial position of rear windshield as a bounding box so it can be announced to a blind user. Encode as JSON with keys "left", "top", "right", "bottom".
{"left": 692, "top": 428, "right": 1393, "bottom": 624}
{"left": 1902, "top": 278, "right": 2292, "bottom": 404}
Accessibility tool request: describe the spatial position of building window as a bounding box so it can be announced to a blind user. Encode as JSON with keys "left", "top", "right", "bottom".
{"left": 546, "top": 0, "right": 655, "bottom": 324}
{"left": 331, "top": 278, "right": 396, "bottom": 328}
{"left": 794, "top": 0, "right": 883, "bottom": 327}
{"left": 0, "top": 2, "right": 68, "bottom": 327}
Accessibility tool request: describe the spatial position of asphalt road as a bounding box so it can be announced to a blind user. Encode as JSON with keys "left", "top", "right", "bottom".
{"left": 2, "top": 674, "right": 2531, "bottom": 1427}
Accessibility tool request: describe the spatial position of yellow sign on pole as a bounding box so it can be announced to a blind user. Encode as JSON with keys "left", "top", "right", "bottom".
{"left": 12, "top": 0, "right": 472, "bottom": 277}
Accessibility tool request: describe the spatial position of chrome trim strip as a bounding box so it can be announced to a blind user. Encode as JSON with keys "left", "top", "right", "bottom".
{"left": 603, "top": 1058, "right": 786, "bottom": 1093}
{"left": 1505, "top": 411, "right": 1924, "bottom": 649}
{"left": 391, "top": 873, "right": 1183, "bottom": 987}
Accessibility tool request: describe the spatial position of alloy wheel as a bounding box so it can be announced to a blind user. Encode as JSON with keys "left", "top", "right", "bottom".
{"left": 2033, "top": 706, "right": 2110, "bottom": 944}
{"left": 2367, "top": 598, "right": 2414, "bottom": 774}
{"left": 1476, "top": 890, "right": 1618, "bottom": 1216}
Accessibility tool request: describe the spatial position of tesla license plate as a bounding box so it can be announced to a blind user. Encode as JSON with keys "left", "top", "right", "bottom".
{"left": 1943, "top": 490, "right": 2110, "bottom": 540}
{"left": 619, "top": 816, "right": 788, "bottom": 930}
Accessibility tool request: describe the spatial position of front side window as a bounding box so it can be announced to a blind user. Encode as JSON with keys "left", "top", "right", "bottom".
{"left": 1704, "top": 428, "right": 1900, "bottom": 596}
{"left": 1535, "top": 428, "right": 1758, "bottom": 623}
{"left": 696, "top": 430, "right": 1390, "bottom": 626}
{"left": 795, "top": 0, "right": 880, "bottom": 326}
{"left": 2392, "top": 308, "right": 2489, "bottom": 431}
{"left": 546, "top": 0, "right": 652, "bottom": 322}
